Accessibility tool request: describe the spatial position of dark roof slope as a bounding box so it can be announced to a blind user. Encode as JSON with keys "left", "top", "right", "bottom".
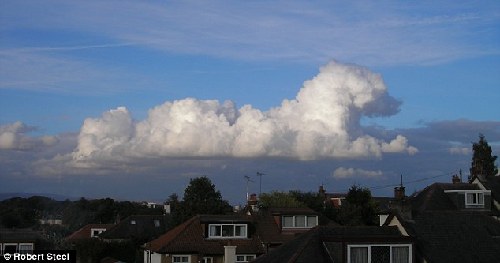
{"left": 252, "top": 227, "right": 328, "bottom": 263}
{"left": 66, "top": 224, "right": 114, "bottom": 241}
{"left": 478, "top": 175, "right": 500, "bottom": 204}
{"left": 410, "top": 183, "right": 480, "bottom": 214}
{"left": 0, "top": 228, "right": 42, "bottom": 242}
{"left": 99, "top": 215, "right": 169, "bottom": 242}
{"left": 405, "top": 211, "right": 500, "bottom": 263}
{"left": 253, "top": 226, "right": 410, "bottom": 263}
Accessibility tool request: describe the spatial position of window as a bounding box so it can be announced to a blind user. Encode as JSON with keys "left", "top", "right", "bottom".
{"left": 91, "top": 228, "right": 106, "bottom": 237}
{"left": 130, "top": 220, "right": 137, "bottom": 225}
{"left": 202, "top": 257, "right": 213, "bottom": 263}
{"left": 282, "top": 215, "right": 318, "bottom": 229}
{"left": 208, "top": 224, "right": 247, "bottom": 238}
{"left": 348, "top": 245, "right": 411, "bottom": 263}
{"left": 172, "top": 255, "right": 190, "bottom": 263}
{"left": 3, "top": 244, "right": 17, "bottom": 254}
{"left": 236, "top": 254, "right": 256, "bottom": 262}
{"left": 18, "top": 244, "right": 33, "bottom": 254}
{"left": 466, "top": 192, "right": 484, "bottom": 207}
{"left": 154, "top": 219, "right": 160, "bottom": 227}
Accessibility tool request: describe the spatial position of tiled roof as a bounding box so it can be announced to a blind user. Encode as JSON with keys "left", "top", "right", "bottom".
{"left": 477, "top": 175, "right": 500, "bottom": 204}
{"left": 146, "top": 215, "right": 264, "bottom": 255}
{"left": 0, "top": 228, "right": 41, "bottom": 242}
{"left": 410, "top": 183, "right": 481, "bottom": 214}
{"left": 405, "top": 211, "right": 500, "bottom": 263}
{"left": 99, "top": 215, "right": 169, "bottom": 242}
{"left": 253, "top": 225, "right": 411, "bottom": 263}
{"left": 253, "top": 207, "right": 321, "bottom": 245}
{"left": 66, "top": 224, "right": 115, "bottom": 241}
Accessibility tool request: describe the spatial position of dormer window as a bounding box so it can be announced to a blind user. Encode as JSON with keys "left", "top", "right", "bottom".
{"left": 282, "top": 215, "right": 318, "bottom": 229}
{"left": 208, "top": 224, "right": 247, "bottom": 238}
{"left": 90, "top": 228, "right": 107, "bottom": 237}
{"left": 444, "top": 189, "right": 490, "bottom": 210}
{"left": 466, "top": 192, "right": 484, "bottom": 207}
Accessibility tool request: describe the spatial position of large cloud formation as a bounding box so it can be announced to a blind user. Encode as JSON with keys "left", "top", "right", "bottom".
{"left": 71, "top": 61, "right": 417, "bottom": 166}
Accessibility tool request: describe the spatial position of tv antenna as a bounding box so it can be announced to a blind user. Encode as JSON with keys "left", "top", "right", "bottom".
{"left": 243, "top": 175, "right": 254, "bottom": 201}
{"left": 256, "top": 172, "right": 266, "bottom": 197}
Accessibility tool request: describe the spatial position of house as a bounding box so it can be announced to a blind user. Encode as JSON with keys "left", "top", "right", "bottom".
{"left": 66, "top": 216, "right": 168, "bottom": 263}
{"left": 144, "top": 205, "right": 323, "bottom": 263}
{"left": 382, "top": 179, "right": 500, "bottom": 263}
{"left": 252, "top": 207, "right": 321, "bottom": 253}
{"left": 409, "top": 182, "right": 492, "bottom": 215}
{"left": 99, "top": 215, "right": 170, "bottom": 243}
{"left": 252, "top": 225, "right": 414, "bottom": 263}
{"left": 0, "top": 228, "right": 41, "bottom": 255}
{"left": 394, "top": 211, "right": 500, "bottom": 263}
{"left": 39, "top": 218, "right": 63, "bottom": 225}
{"left": 144, "top": 214, "right": 264, "bottom": 263}
{"left": 319, "top": 185, "right": 346, "bottom": 208}
{"left": 143, "top": 202, "right": 171, "bottom": 215}
{"left": 470, "top": 174, "right": 500, "bottom": 215}
{"left": 66, "top": 224, "right": 115, "bottom": 242}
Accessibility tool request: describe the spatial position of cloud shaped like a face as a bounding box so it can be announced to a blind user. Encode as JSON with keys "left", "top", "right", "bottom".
{"left": 71, "top": 61, "right": 417, "bottom": 166}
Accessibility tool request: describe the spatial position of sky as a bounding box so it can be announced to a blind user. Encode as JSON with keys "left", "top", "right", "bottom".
{"left": 1, "top": 1, "right": 499, "bottom": 204}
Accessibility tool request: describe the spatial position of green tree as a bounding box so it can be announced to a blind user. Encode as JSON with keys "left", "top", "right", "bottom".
{"left": 337, "top": 185, "right": 378, "bottom": 226}
{"left": 470, "top": 134, "right": 498, "bottom": 181}
{"left": 170, "top": 176, "right": 232, "bottom": 226}
{"left": 259, "top": 191, "right": 306, "bottom": 208}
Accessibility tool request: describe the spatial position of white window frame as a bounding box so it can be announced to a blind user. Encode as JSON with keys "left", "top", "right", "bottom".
{"left": 202, "top": 256, "right": 213, "bottom": 263}
{"left": 444, "top": 190, "right": 490, "bottom": 208}
{"left": 2, "top": 243, "right": 18, "bottom": 254}
{"left": 90, "top": 228, "right": 107, "bottom": 237}
{"left": 208, "top": 224, "right": 247, "bottom": 238}
{"left": 347, "top": 244, "right": 412, "bottom": 263}
{"left": 281, "top": 215, "right": 318, "bottom": 229}
{"left": 18, "top": 243, "right": 33, "bottom": 254}
{"left": 172, "top": 255, "right": 191, "bottom": 263}
{"left": 235, "top": 254, "right": 256, "bottom": 262}
{"left": 465, "top": 192, "right": 484, "bottom": 207}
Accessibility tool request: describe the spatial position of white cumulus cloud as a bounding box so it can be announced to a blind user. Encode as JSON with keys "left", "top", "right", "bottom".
{"left": 0, "top": 121, "right": 58, "bottom": 150}
{"left": 332, "top": 167, "right": 384, "bottom": 179}
{"left": 70, "top": 61, "right": 417, "bottom": 167}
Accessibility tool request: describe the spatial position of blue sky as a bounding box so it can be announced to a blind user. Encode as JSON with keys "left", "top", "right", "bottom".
{"left": 1, "top": 1, "right": 499, "bottom": 204}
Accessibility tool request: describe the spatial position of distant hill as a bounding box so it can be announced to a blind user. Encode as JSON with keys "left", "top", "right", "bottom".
{"left": 0, "top": 192, "right": 78, "bottom": 201}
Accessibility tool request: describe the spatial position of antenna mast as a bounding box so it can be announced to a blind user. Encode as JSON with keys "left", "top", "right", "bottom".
{"left": 243, "top": 175, "right": 254, "bottom": 201}
{"left": 256, "top": 172, "right": 265, "bottom": 197}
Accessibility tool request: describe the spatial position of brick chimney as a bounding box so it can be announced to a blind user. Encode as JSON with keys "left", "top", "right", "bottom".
{"left": 394, "top": 186, "right": 405, "bottom": 200}
{"left": 319, "top": 185, "right": 326, "bottom": 196}
{"left": 452, "top": 174, "right": 461, "bottom": 184}
{"left": 247, "top": 193, "right": 258, "bottom": 212}
{"left": 394, "top": 174, "right": 405, "bottom": 200}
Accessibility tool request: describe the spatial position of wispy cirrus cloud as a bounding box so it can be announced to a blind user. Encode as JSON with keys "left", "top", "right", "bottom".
{"left": 2, "top": 1, "right": 499, "bottom": 66}
{"left": 0, "top": 50, "right": 147, "bottom": 94}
